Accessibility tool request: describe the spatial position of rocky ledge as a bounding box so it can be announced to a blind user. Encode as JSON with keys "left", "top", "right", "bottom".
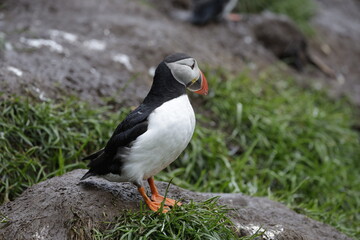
{"left": 0, "top": 170, "right": 352, "bottom": 240}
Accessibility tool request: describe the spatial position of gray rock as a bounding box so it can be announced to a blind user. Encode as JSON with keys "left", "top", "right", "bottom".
{"left": 0, "top": 170, "right": 352, "bottom": 240}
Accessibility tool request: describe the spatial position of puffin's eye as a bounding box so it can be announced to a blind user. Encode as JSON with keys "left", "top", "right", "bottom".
{"left": 190, "top": 61, "right": 195, "bottom": 69}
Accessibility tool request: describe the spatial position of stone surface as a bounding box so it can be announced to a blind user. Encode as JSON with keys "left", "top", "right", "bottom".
{"left": 0, "top": 170, "right": 352, "bottom": 240}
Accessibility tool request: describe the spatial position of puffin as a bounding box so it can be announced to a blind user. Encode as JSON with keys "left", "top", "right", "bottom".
{"left": 81, "top": 53, "right": 208, "bottom": 212}
{"left": 190, "top": 0, "right": 240, "bottom": 25}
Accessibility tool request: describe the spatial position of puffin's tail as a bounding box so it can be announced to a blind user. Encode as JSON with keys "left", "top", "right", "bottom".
{"left": 81, "top": 149, "right": 104, "bottom": 180}
{"left": 81, "top": 150, "right": 107, "bottom": 180}
{"left": 80, "top": 170, "right": 96, "bottom": 180}
{"left": 82, "top": 149, "right": 104, "bottom": 161}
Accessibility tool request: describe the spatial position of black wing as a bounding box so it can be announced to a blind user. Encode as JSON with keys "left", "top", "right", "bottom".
{"left": 81, "top": 103, "right": 159, "bottom": 179}
{"left": 110, "top": 104, "right": 153, "bottom": 141}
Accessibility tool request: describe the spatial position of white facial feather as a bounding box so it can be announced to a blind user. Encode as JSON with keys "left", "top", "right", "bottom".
{"left": 165, "top": 58, "right": 201, "bottom": 86}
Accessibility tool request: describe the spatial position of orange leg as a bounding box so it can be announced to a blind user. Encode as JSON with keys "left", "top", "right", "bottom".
{"left": 148, "top": 177, "right": 182, "bottom": 207}
{"left": 138, "top": 186, "right": 169, "bottom": 213}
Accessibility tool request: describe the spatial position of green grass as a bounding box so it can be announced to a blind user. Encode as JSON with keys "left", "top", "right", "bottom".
{"left": 92, "top": 197, "right": 256, "bottom": 240}
{"left": 0, "top": 68, "right": 359, "bottom": 238}
{"left": 237, "top": 0, "right": 316, "bottom": 35}
{"left": 0, "top": 97, "right": 130, "bottom": 203}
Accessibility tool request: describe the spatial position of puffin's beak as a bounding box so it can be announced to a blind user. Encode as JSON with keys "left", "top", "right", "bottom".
{"left": 187, "top": 71, "right": 208, "bottom": 95}
{"left": 195, "top": 71, "right": 208, "bottom": 95}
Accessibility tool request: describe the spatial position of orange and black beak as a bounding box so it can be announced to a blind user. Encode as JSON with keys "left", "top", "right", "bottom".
{"left": 187, "top": 71, "right": 208, "bottom": 95}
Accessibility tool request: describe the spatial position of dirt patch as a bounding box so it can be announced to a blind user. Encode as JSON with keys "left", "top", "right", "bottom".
{"left": 0, "top": 0, "right": 340, "bottom": 105}
{"left": 1, "top": 0, "right": 360, "bottom": 107}
{"left": 0, "top": 0, "right": 253, "bottom": 106}
{"left": 1, "top": 0, "right": 359, "bottom": 106}
{"left": 0, "top": 170, "right": 352, "bottom": 240}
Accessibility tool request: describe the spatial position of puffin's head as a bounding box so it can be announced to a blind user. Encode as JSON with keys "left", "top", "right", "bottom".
{"left": 164, "top": 53, "right": 208, "bottom": 95}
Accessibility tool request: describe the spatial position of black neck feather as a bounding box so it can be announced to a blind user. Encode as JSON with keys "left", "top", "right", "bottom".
{"left": 143, "top": 62, "right": 186, "bottom": 105}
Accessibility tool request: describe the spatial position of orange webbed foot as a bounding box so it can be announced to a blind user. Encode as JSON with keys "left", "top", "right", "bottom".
{"left": 151, "top": 194, "right": 182, "bottom": 207}
{"left": 148, "top": 177, "right": 182, "bottom": 208}
{"left": 147, "top": 200, "right": 170, "bottom": 213}
{"left": 138, "top": 186, "right": 169, "bottom": 213}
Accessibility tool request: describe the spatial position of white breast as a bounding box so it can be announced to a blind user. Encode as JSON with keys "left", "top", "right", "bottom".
{"left": 119, "top": 94, "right": 195, "bottom": 184}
